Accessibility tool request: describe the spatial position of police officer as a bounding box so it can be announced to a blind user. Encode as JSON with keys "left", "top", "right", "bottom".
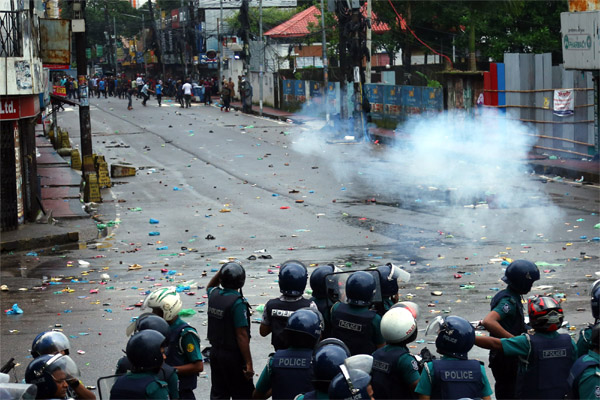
{"left": 144, "top": 287, "right": 203, "bottom": 399}
{"left": 254, "top": 309, "right": 322, "bottom": 399}
{"left": 481, "top": 259, "right": 539, "bottom": 399}
{"left": 475, "top": 295, "right": 577, "bottom": 399}
{"left": 330, "top": 271, "right": 385, "bottom": 356}
{"left": 25, "top": 353, "right": 82, "bottom": 400}
{"left": 260, "top": 260, "right": 317, "bottom": 351}
{"left": 577, "top": 279, "right": 600, "bottom": 357}
{"left": 309, "top": 264, "right": 338, "bottom": 338}
{"left": 115, "top": 313, "right": 179, "bottom": 399}
{"left": 110, "top": 330, "right": 169, "bottom": 399}
{"left": 568, "top": 323, "right": 600, "bottom": 399}
{"left": 416, "top": 315, "right": 493, "bottom": 400}
{"left": 371, "top": 307, "right": 420, "bottom": 399}
{"left": 207, "top": 261, "right": 255, "bottom": 399}
{"left": 373, "top": 264, "right": 400, "bottom": 316}
{"left": 328, "top": 367, "right": 374, "bottom": 400}
{"left": 30, "top": 331, "right": 96, "bottom": 399}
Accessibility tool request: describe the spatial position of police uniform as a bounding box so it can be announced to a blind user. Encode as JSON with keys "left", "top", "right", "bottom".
{"left": 501, "top": 331, "right": 577, "bottom": 399}
{"left": 255, "top": 347, "right": 313, "bottom": 399}
{"left": 329, "top": 302, "right": 384, "bottom": 356}
{"left": 115, "top": 355, "right": 179, "bottom": 399}
{"left": 310, "top": 296, "right": 332, "bottom": 338}
{"left": 165, "top": 316, "right": 202, "bottom": 399}
{"left": 415, "top": 356, "right": 493, "bottom": 399}
{"left": 262, "top": 295, "right": 316, "bottom": 350}
{"left": 577, "top": 324, "right": 596, "bottom": 358}
{"left": 568, "top": 350, "right": 600, "bottom": 400}
{"left": 371, "top": 343, "right": 420, "bottom": 399}
{"left": 110, "top": 372, "right": 169, "bottom": 399}
{"left": 207, "top": 286, "right": 254, "bottom": 399}
{"left": 488, "top": 287, "right": 527, "bottom": 399}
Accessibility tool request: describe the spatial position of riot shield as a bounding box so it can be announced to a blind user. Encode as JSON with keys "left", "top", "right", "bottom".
{"left": 96, "top": 374, "right": 121, "bottom": 400}
{"left": 0, "top": 383, "right": 37, "bottom": 399}
{"left": 324, "top": 269, "right": 383, "bottom": 308}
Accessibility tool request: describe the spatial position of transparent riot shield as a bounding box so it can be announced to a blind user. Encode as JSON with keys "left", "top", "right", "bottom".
{"left": 324, "top": 269, "right": 383, "bottom": 309}
{"left": 96, "top": 374, "right": 121, "bottom": 400}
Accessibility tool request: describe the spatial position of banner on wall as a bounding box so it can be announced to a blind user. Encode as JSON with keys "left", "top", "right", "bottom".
{"left": 553, "top": 89, "right": 574, "bottom": 117}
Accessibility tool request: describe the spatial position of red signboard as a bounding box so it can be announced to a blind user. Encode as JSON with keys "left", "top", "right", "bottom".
{"left": 171, "top": 9, "right": 180, "bottom": 28}
{"left": 53, "top": 85, "right": 67, "bottom": 97}
{"left": 44, "top": 64, "right": 71, "bottom": 70}
{"left": 0, "top": 96, "right": 41, "bottom": 121}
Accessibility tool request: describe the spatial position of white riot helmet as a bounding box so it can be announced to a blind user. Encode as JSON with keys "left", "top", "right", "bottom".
{"left": 381, "top": 307, "right": 418, "bottom": 344}
{"left": 142, "top": 287, "right": 182, "bottom": 321}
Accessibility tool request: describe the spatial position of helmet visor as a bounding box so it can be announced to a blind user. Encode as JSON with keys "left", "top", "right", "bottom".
{"left": 344, "top": 355, "right": 373, "bottom": 374}
{"left": 46, "top": 354, "right": 80, "bottom": 382}
{"left": 37, "top": 332, "right": 71, "bottom": 355}
{"left": 425, "top": 315, "right": 445, "bottom": 337}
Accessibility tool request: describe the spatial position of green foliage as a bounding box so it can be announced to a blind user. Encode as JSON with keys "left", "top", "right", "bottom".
{"left": 414, "top": 71, "right": 442, "bottom": 88}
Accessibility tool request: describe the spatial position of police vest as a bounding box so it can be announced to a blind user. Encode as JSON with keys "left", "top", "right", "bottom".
{"left": 115, "top": 355, "right": 176, "bottom": 391}
{"left": 430, "top": 359, "right": 483, "bottom": 400}
{"left": 516, "top": 333, "right": 573, "bottom": 399}
{"left": 371, "top": 345, "right": 415, "bottom": 399}
{"left": 567, "top": 354, "right": 600, "bottom": 399}
{"left": 490, "top": 289, "right": 527, "bottom": 336}
{"left": 266, "top": 297, "right": 314, "bottom": 350}
{"left": 165, "top": 322, "right": 199, "bottom": 391}
{"left": 330, "top": 302, "right": 376, "bottom": 356}
{"left": 207, "top": 289, "right": 250, "bottom": 350}
{"left": 110, "top": 373, "right": 165, "bottom": 399}
{"left": 271, "top": 348, "right": 314, "bottom": 400}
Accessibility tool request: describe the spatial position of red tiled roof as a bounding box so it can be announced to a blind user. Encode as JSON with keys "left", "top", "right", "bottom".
{"left": 264, "top": 5, "right": 390, "bottom": 38}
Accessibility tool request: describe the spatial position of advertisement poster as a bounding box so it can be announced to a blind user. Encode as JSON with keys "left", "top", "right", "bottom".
{"left": 553, "top": 89, "right": 574, "bottom": 117}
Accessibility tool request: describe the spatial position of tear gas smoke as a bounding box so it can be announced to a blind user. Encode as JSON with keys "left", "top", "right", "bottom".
{"left": 292, "top": 109, "right": 565, "bottom": 242}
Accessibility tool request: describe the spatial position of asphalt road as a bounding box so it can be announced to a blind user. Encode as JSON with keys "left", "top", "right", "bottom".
{"left": 1, "top": 94, "right": 599, "bottom": 399}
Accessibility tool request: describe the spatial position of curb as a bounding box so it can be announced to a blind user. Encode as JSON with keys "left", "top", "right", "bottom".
{"left": 0, "top": 231, "right": 80, "bottom": 254}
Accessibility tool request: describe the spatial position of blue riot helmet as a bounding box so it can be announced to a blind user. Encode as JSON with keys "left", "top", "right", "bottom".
{"left": 345, "top": 271, "right": 376, "bottom": 306}
{"left": 315, "top": 338, "right": 351, "bottom": 356}
{"left": 376, "top": 265, "right": 399, "bottom": 297}
{"left": 328, "top": 367, "right": 372, "bottom": 400}
{"left": 427, "top": 315, "right": 475, "bottom": 360}
{"left": 285, "top": 309, "right": 322, "bottom": 340}
{"left": 220, "top": 261, "right": 246, "bottom": 289}
{"left": 501, "top": 260, "right": 540, "bottom": 294}
{"left": 279, "top": 260, "right": 308, "bottom": 297}
{"left": 591, "top": 280, "right": 600, "bottom": 321}
{"left": 126, "top": 330, "right": 166, "bottom": 373}
{"left": 135, "top": 314, "right": 170, "bottom": 338}
{"left": 25, "top": 354, "right": 80, "bottom": 399}
{"left": 310, "top": 265, "right": 336, "bottom": 299}
{"left": 312, "top": 344, "right": 351, "bottom": 393}
{"left": 31, "top": 331, "right": 71, "bottom": 358}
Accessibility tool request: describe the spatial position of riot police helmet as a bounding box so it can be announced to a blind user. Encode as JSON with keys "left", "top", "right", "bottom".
{"left": 428, "top": 315, "right": 475, "bottom": 360}
{"left": 380, "top": 307, "right": 418, "bottom": 345}
{"left": 220, "top": 261, "right": 246, "bottom": 289}
{"left": 142, "top": 286, "right": 183, "bottom": 322}
{"left": 279, "top": 260, "right": 308, "bottom": 297}
{"left": 135, "top": 313, "right": 170, "bottom": 338}
{"left": 313, "top": 345, "right": 351, "bottom": 384}
{"left": 502, "top": 260, "right": 540, "bottom": 294}
{"left": 283, "top": 309, "right": 322, "bottom": 348}
{"left": 25, "top": 354, "right": 80, "bottom": 399}
{"left": 126, "top": 330, "right": 166, "bottom": 372}
{"left": 328, "top": 368, "right": 372, "bottom": 400}
{"left": 31, "top": 331, "right": 71, "bottom": 358}
{"left": 345, "top": 271, "right": 376, "bottom": 306}
{"left": 591, "top": 279, "right": 600, "bottom": 320}
{"left": 310, "top": 265, "right": 336, "bottom": 299}
{"left": 376, "top": 264, "right": 399, "bottom": 298}
{"left": 315, "top": 337, "right": 351, "bottom": 357}
{"left": 527, "top": 295, "right": 564, "bottom": 332}
{"left": 390, "top": 301, "right": 420, "bottom": 319}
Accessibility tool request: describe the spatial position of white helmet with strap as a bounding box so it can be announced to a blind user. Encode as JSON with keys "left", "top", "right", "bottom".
{"left": 142, "top": 287, "right": 182, "bottom": 321}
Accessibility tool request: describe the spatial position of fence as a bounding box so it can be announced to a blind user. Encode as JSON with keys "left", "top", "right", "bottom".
{"left": 484, "top": 53, "right": 596, "bottom": 158}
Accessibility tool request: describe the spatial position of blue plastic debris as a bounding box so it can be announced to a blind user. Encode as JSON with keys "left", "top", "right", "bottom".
{"left": 26, "top": 252, "right": 38, "bottom": 256}
{"left": 149, "top": 218, "right": 159, "bottom": 224}
{"left": 149, "top": 231, "right": 160, "bottom": 236}
{"left": 156, "top": 246, "right": 168, "bottom": 250}
{"left": 5, "top": 304, "right": 23, "bottom": 315}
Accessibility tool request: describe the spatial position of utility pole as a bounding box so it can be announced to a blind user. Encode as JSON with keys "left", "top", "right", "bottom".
{"left": 218, "top": 0, "right": 223, "bottom": 92}
{"left": 72, "top": 0, "right": 93, "bottom": 173}
{"left": 142, "top": 13, "right": 148, "bottom": 77}
{"left": 103, "top": 0, "right": 115, "bottom": 73}
{"left": 365, "top": 0, "right": 371, "bottom": 83}
{"left": 259, "top": 0, "right": 263, "bottom": 116}
{"left": 181, "top": 0, "right": 188, "bottom": 78}
{"left": 113, "top": 16, "right": 118, "bottom": 74}
{"left": 319, "top": 0, "right": 328, "bottom": 121}
{"left": 147, "top": 0, "right": 164, "bottom": 78}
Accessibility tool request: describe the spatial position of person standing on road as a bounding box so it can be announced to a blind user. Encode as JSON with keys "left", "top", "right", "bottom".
{"left": 227, "top": 77, "right": 235, "bottom": 101}
{"left": 109, "top": 330, "right": 170, "bottom": 400}
{"left": 416, "top": 315, "right": 493, "bottom": 400}
{"left": 176, "top": 80, "right": 184, "bottom": 108}
{"left": 481, "top": 259, "right": 540, "bottom": 399}
{"left": 136, "top": 75, "right": 144, "bottom": 98}
{"left": 143, "top": 287, "right": 204, "bottom": 399}
{"left": 260, "top": 260, "right": 316, "bottom": 351}
{"left": 207, "top": 261, "right": 255, "bottom": 399}
{"left": 241, "top": 78, "right": 252, "bottom": 113}
{"left": 309, "top": 264, "right": 339, "bottom": 338}
{"left": 141, "top": 81, "right": 151, "bottom": 106}
{"left": 568, "top": 323, "right": 600, "bottom": 400}
{"left": 476, "top": 295, "right": 576, "bottom": 399}
{"left": 329, "top": 271, "right": 385, "bottom": 356}
{"left": 237, "top": 75, "right": 243, "bottom": 103}
{"left": 182, "top": 80, "right": 193, "bottom": 109}
{"left": 204, "top": 80, "right": 212, "bottom": 105}
{"left": 253, "top": 309, "right": 322, "bottom": 399}
{"left": 155, "top": 80, "right": 163, "bottom": 107}
{"left": 127, "top": 82, "right": 134, "bottom": 110}
{"left": 98, "top": 78, "right": 107, "bottom": 98}
{"left": 220, "top": 81, "right": 231, "bottom": 112}
{"left": 576, "top": 279, "right": 600, "bottom": 357}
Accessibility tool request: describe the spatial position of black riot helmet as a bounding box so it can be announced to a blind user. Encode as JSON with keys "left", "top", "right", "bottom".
{"left": 502, "top": 260, "right": 540, "bottom": 294}
{"left": 135, "top": 313, "right": 170, "bottom": 338}
{"left": 428, "top": 315, "right": 475, "bottom": 360}
{"left": 126, "top": 330, "right": 166, "bottom": 373}
{"left": 279, "top": 260, "right": 308, "bottom": 297}
{"left": 376, "top": 264, "right": 399, "bottom": 297}
{"left": 312, "top": 344, "right": 351, "bottom": 393}
{"left": 25, "top": 354, "right": 80, "bottom": 399}
{"left": 310, "top": 264, "right": 336, "bottom": 299}
{"left": 220, "top": 261, "right": 246, "bottom": 289}
{"left": 31, "top": 331, "right": 71, "bottom": 358}
{"left": 345, "top": 271, "right": 376, "bottom": 306}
